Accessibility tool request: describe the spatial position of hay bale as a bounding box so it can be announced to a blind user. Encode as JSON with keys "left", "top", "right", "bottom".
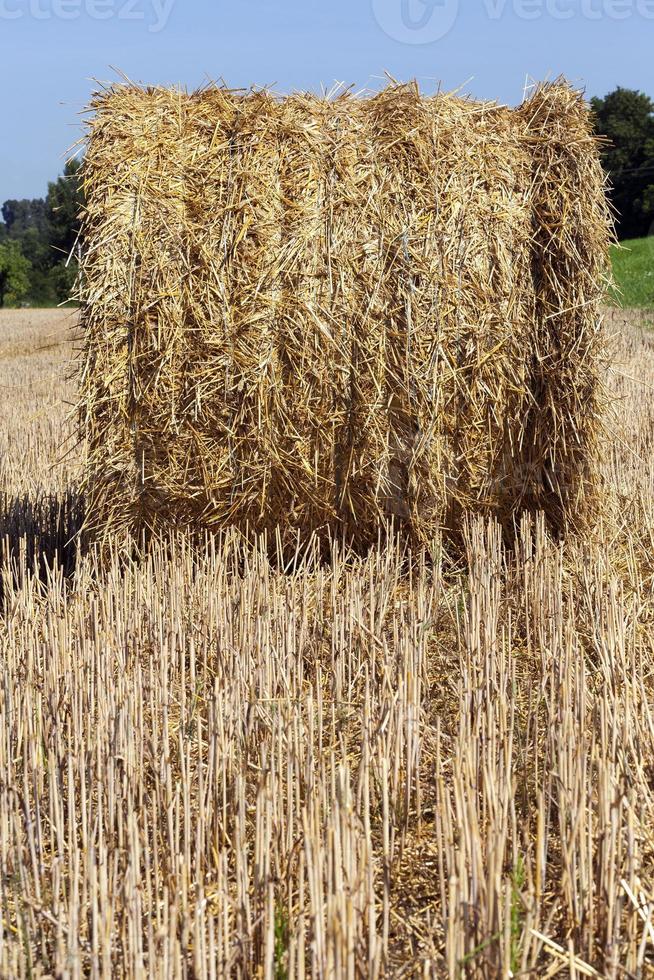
{"left": 78, "top": 81, "right": 612, "bottom": 550}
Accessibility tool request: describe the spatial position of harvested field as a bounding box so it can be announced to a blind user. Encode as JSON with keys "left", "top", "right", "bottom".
{"left": 0, "top": 309, "right": 79, "bottom": 491}
{"left": 0, "top": 309, "right": 83, "bottom": 574}
{"left": 0, "top": 307, "right": 654, "bottom": 976}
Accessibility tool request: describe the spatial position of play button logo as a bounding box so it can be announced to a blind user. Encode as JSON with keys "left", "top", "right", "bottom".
{"left": 372, "top": 0, "right": 459, "bottom": 44}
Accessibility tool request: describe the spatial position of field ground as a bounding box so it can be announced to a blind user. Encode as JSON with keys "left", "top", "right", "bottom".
{"left": 1, "top": 308, "right": 654, "bottom": 976}
{"left": 610, "top": 236, "right": 654, "bottom": 309}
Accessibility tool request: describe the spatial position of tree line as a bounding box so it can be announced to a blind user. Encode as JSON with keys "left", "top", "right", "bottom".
{"left": 0, "top": 159, "right": 83, "bottom": 308}
{"left": 0, "top": 85, "right": 652, "bottom": 308}
{"left": 591, "top": 87, "right": 654, "bottom": 240}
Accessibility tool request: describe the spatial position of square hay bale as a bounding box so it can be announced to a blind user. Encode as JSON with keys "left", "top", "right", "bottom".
{"left": 78, "top": 80, "right": 612, "bottom": 550}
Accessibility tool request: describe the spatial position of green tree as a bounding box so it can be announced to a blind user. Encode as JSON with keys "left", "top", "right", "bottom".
{"left": 1, "top": 196, "right": 54, "bottom": 304}
{"left": 46, "top": 158, "right": 84, "bottom": 303}
{"left": 2, "top": 198, "right": 48, "bottom": 238}
{"left": 0, "top": 240, "right": 31, "bottom": 307}
{"left": 50, "top": 262, "right": 78, "bottom": 303}
{"left": 591, "top": 87, "right": 654, "bottom": 240}
{"left": 46, "top": 158, "right": 84, "bottom": 261}
{"left": 0, "top": 159, "right": 84, "bottom": 305}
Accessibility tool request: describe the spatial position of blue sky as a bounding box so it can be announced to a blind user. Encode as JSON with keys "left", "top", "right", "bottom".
{"left": 1, "top": 0, "right": 652, "bottom": 200}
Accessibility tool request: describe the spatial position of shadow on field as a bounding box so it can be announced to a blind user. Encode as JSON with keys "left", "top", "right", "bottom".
{"left": 0, "top": 490, "right": 87, "bottom": 597}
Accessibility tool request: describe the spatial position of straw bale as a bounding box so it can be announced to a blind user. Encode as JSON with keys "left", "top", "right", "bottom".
{"left": 78, "top": 81, "right": 612, "bottom": 550}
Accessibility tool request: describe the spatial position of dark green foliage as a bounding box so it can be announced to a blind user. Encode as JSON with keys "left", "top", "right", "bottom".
{"left": 2, "top": 197, "right": 49, "bottom": 238}
{"left": 47, "top": 159, "right": 84, "bottom": 262}
{"left": 0, "top": 158, "right": 83, "bottom": 307}
{"left": 50, "top": 262, "right": 79, "bottom": 304}
{"left": 592, "top": 87, "right": 654, "bottom": 240}
{"left": 0, "top": 240, "right": 31, "bottom": 307}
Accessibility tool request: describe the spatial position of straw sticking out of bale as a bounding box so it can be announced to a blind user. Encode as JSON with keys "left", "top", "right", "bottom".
{"left": 78, "top": 80, "right": 612, "bottom": 550}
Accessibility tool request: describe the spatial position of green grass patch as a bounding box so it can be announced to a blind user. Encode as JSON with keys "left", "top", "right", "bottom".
{"left": 510, "top": 855, "right": 526, "bottom": 974}
{"left": 610, "top": 236, "right": 654, "bottom": 309}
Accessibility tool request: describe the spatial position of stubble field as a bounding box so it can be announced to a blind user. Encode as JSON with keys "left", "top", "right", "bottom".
{"left": 1, "top": 308, "right": 654, "bottom": 977}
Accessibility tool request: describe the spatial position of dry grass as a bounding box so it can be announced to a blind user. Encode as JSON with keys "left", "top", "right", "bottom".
{"left": 1, "top": 307, "right": 654, "bottom": 977}
{"left": 79, "top": 81, "right": 612, "bottom": 551}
